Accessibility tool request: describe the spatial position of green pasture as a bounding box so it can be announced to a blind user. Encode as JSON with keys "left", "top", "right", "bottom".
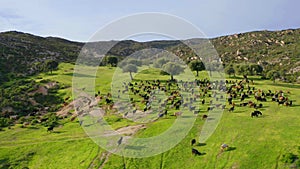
{"left": 0, "top": 63, "right": 299, "bottom": 169}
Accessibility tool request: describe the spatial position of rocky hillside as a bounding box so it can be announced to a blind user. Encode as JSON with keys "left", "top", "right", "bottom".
{"left": 0, "top": 29, "right": 299, "bottom": 82}
{"left": 0, "top": 31, "right": 82, "bottom": 77}
{"left": 212, "top": 29, "right": 300, "bottom": 74}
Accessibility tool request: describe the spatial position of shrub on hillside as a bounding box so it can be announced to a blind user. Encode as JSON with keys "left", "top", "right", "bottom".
{"left": 281, "top": 153, "right": 298, "bottom": 163}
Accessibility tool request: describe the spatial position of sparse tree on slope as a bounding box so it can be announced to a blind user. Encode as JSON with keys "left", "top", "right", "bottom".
{"left": 189, "top": 60, "right": 205, "bottom": 76}
{"left": 162, "top": 62, "right": 184, "bottom": 80}
{"left": 122, "top": 64, "right": 138, "bottom": 80}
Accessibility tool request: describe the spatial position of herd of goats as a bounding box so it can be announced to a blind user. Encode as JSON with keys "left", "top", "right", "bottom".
{"left": 61, "top": 77, "right": 294, "bottom": 155}
{"left": 99, "top": 77, "right": 294, "bottom": 155}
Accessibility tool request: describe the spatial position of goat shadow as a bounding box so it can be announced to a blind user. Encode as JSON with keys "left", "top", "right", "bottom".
{"left": 226, "top": 147, "right": 236, "bottom": 152}
{"left": 196, "top": 143, "right": 207, "bottom": 146}
{"left": 51, "top": 131, "right": 65, "bottom": 134}
{"left": 195, "top": 152, "right": 206, "bottom": 156}
{"left": 125, "top": 145, "right": 146, "bottom": 150}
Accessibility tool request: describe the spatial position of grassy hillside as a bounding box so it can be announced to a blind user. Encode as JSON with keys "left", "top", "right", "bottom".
{"left": 0, "top": 29, "right": 299, "bottom": 168}
{"left": 1, "top": 28, "right": 299, "bottom": 84}
{"left": 0, "top": 63, "right": 299, "bottom": 169}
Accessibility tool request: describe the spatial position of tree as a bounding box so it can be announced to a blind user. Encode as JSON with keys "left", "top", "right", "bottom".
{"left": 0, "top": 117, "right": 11, "bottom": 130}
{"left": 250, "top": 64, "right": 263, "bottom": 75}
{"left": 225, "top": 65, "right": 236, "bottom": 77}
{"left": 205, "top": 63, "right": 214, "bottom": 76}
{"left": 267, "top": 70, "right": 281, "bottom": 83}
{"left": 106, "top": 56, "right": 118, "bottom": 67}
{"left": 162, "top": 62, "right": 184, "bottom": 80}
{"left": 153, "top": 58, "right": 168, "bottom": 68}
{"left": 189, "top": 60, "right": 205, "bottom": 76}
{"left": 44, "top": 60, "right": 58, "bottom": 74}
{"left": 235, "top": 64, "right": 250, "bottom": 76}
{"left": 127, "top": 59, "right": 142, "bottom": 66}
{"left": 122, "top": 64, "right": 138, "bottom": 80}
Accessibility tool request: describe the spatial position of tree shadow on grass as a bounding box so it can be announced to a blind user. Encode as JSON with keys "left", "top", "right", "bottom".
{"left": 268, "top": 83, "right": 300, "bottom": 89}
{"left": 45, "top": 73, "right": 59, "bottom": 76}
{"left": 27, "top": 126, "right": 39, "bottom": 130}
{"left": 52, "top": 131, "right": 66, "bottom": 134}
{"left": 64, "top": 72, "right": 96, "bottom": 78}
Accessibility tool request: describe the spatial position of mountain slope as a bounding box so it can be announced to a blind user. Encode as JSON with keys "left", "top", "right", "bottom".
{"left": 0, "top": 28, "right": 299, "bottom": 82}
{"left": 212, "top": 29, "right": 300, "bottom": 74}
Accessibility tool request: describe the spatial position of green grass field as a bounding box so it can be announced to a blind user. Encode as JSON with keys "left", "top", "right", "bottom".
{"left": 0, "top": 63, "right": 299, "bottom": 169}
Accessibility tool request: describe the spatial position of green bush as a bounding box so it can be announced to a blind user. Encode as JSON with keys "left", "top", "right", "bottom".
{"left": 281, "top": 153, "right": 297, "bottom": 163}
{"left": 0, "top": 117, "right": 11, "bottom": 129}
{"left": 17, "top": 117, "right": 26, "bottom": 124}
{"left": 296, "top": 160, "right": 300, "bottom": 167}
{"left": 260, "top": 75, "right": 267, "bottom": 80}
{"left": 42, "top": 113, "right": 59, "bottom": 127}
{"left": 31, "top": 119, "right": 39, "bottom": 125}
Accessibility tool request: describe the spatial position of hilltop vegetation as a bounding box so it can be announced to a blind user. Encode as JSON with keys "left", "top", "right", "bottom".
{"left": 0, "top": 28, "right": 299, "bottom": 84}
{"left": 212, "top": 29, "right": 300, "bottom": 82}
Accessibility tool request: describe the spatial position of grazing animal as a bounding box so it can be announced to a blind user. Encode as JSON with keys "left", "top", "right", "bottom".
{"left": 192, "top": 148, "right": 201, "bottom": 156}
{"left": 240, "top": 102, "right": 248, "bottom": 107}
{"left": 191, "top": 139, "right": 196, "bottom": 146}
{"left": 164, "top": 110, "right": 168, "bottom": 116}
{"left": 255, "top": 96, "right": 267, "bottom": 102}
{"left": 189, "top": 106, "right": 196, "bottom": 111}
{"left": 251, "top": 110, "right": 262, "bottom": 117}
{"left": 249, "top": 102, "right": 256, "bottom": 108}
{"left": 123, "top": 112, "right": 129, "bottom": 118}
{"left": 207, "top": 106, "right": 214, "bottom": 111}
{"left": 215, "top": 104, "right": 222, "bottom": 108}
{"left": 257, "top": 103, "right": 263, "bottom": 108}
{"left": 289, "top": 100, "right": 293, "bottom": 106}
{"left": 106, "top": 98, "right": 112, "bottom": 104}
{"left": 278, "top": 101, "right": 285, "bottom": 106}
{"left": 117, "top": 137, "right": 123, "bottom": 146}
{"left": 193, "top": 110, "right": 200, "bottom": 115}
{"left": 202, "top": 114, "right": 208, "bottom": 120}
{"left": 228, "top": 106, "right": 235, "bottom": 112}
{"left": 220, "top": 143, "right": 229, "bottom": 151}
{"left": 47, "top": 126, "right": 54, "bottom": 132}
{"left": 283, "top": 100, "right": 293, "bottom": 107}
{"left": 158, "top": 113, "right": 164, "bottom": 118}
{"left": 174, "top": 112, "right": 183, "bottom": 117}
{"left": 228, "top": 97, "right": 233, "bottom": 103}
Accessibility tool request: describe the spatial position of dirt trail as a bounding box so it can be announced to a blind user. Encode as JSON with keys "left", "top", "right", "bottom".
{"left": 55, "top": 90, "right": 147, "bottom": 168}
{"left": 98, "top": 152, "right": 111, "bottom": 169}
{"left": 88, "top": 124, "right": 146, "bottom": 169}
